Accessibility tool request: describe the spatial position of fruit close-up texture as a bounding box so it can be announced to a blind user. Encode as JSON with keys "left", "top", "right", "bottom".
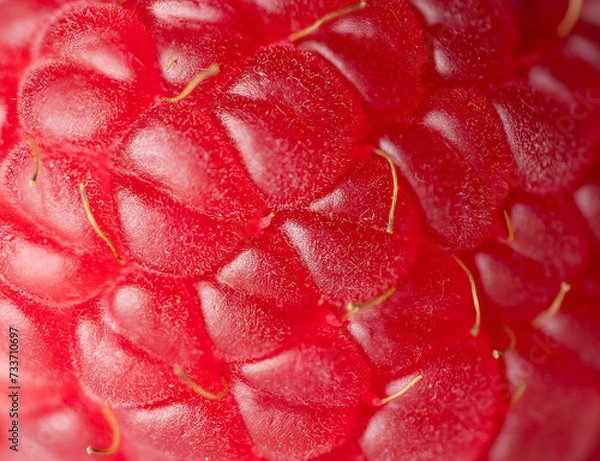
{"left": 1, "top": 0, "right": 600, "bottom": 460}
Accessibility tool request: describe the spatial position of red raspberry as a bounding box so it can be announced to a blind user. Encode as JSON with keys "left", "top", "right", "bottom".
{"left": 1, "top": 1, "right": 599, "bottom": 460}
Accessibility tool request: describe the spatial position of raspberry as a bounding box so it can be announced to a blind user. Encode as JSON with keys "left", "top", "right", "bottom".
{"left": 1, "top": 1, "right": 600, "bottom": 460}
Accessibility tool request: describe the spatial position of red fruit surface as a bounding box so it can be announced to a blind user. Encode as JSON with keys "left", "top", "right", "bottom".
{"left": 0, "top": 1, "right": 599, "bottom": 460}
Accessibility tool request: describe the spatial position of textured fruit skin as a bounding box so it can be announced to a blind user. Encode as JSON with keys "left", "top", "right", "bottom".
{"left": 1, "top": 0, "right": 600, "bottom": 460}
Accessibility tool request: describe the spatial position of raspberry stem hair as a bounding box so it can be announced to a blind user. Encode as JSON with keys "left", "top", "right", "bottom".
{"left": 86, "top": 407, "right": 120, "bottom": 456}
{"left": 532, "top": 281, "right": 572, "bottom": 328}
{"left": 288, "top": 1, "right": 367, "bottom": 42}
{"left": 453, "top": 256, "right": 481, "bottom": 337}
{"left": 163, "top": 63, "right": 220, "bottom": 103}
{"left": 492, "top": 325, "right": 517, "bottom": 359}
{"left": 174, "top": 366, "right": 229, "bottom": 400}
{"left": 79, "top": 183, "right": 124, "bottom": 262}
{"left": 23, "top": 132, "right": 41, "bottom": 187}
{"left": 374, "top": 148, "right": 399, "bottom": 234}
{"left": 380, "top": 375, "right": 424, "bottom": 405}
{"left": 557, "top": 0, "right": 584, "bottom": 37}
{"left": 344, "top": 286, "right": 396, "bottom": 321}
